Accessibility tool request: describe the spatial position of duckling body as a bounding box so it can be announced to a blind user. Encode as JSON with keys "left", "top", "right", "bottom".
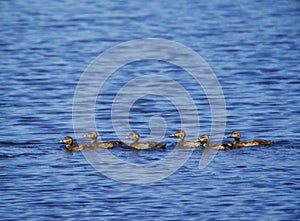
{"left": 227, "top": 131, "right": 273, "bottom": 147}
{"left": 85, "top": 131, "right": 127, "bottom": 148}
{"left": 199, "top": 134, "right": 235, "bottom": 150}
{"left": 170, "top": 130, "right": 201, "bottom": 147}
{"left": 59, "top": 136, "right": 97, "bottom": 151}
{"left": 126, "top": 132, "right": 166, "bottom": 149}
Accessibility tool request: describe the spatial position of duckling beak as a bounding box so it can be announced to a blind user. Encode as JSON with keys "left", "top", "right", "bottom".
{"left": 169, "top": 134, "right": 176, "bottom": 137}
{"left": 59, "top": 140, "right": 64, "bottom": 143}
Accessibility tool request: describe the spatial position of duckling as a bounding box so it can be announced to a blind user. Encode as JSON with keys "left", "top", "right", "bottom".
{"left": 199, "top": 134, "right": 235, "bottom": 150}
{"left": 227, "top": 130, "right": 274, "bottom": 147}
{"left": 126, "top": 131, "right": 166, "bottom": 149}
{"left": 170, "top": 130, "right": 201, "bottom": 147}
{"left": 85, "top": 131, "right": 127, "bottom": 148}
{"left": 59, "top": 136, "right": 97, "bottom": 151}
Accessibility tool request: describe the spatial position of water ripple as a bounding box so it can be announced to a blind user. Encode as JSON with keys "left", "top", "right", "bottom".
{"left": 1, "top": 0, "right": 300, "bottom": 220}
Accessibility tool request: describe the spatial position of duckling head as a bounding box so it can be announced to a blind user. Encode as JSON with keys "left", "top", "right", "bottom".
{"left": 127, "top": 131, "right": 140, "bottom": 143}
{"left": 86, "top": 131, "right": 98, "bottom": 139}
{"left": 227, "top": 130, "right": 240, "bottom": 140}
{"left": 59, "top": 136, "right": 73, "bottom": 146}
{"left": 85, "top": 131, "right": 98, "bottom": 143}
{"left": 170, "top": 130, "right": 186, "bottom": 140}
{"left": 199, "top": 134, "right": 210, "bottom": 145}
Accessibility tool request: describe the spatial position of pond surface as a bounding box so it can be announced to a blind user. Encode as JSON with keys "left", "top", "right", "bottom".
{"left": 1, "top": 0, "right": 300, "bottom": 220}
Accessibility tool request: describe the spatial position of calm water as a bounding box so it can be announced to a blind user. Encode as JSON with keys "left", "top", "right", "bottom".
{"left": 1, "top": 0, "right": 300, "bottom": 220}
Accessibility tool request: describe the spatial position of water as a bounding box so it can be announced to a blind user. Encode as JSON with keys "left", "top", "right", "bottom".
{"left": 1, "top": 0, "right": 300, "bottom": 220}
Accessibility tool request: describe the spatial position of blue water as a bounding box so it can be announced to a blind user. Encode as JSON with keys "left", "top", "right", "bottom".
{"left": 1, "top": 0, "right": 300, "bottom": 220}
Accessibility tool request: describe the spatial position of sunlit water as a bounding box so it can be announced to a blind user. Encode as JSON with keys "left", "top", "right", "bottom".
{"left": 1, "top": 0, "right": 300, "bottom": 220}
